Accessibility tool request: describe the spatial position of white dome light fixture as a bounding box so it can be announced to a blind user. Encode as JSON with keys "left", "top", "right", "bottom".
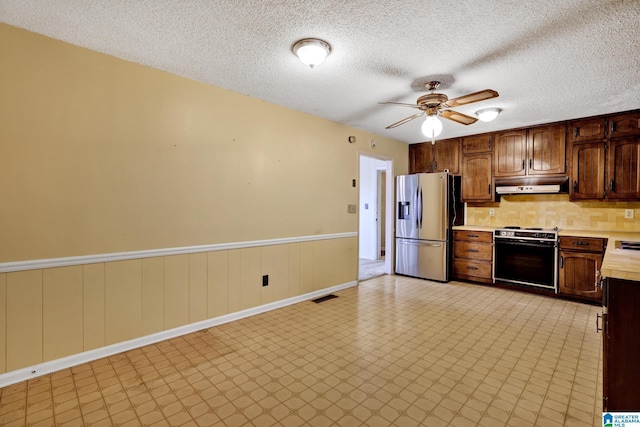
{"left": 292, "top": 38, "right": 331, "bottom": 69}
{"left": 422, "top": 114, "right": 443, "bottom": 144}
{"left": 475, "top": 107, "right": 501, "bottom": 122}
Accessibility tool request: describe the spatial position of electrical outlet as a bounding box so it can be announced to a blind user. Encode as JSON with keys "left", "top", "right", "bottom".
{"left": 262, "top": 275, "right": 269, "bottom": 287}
{"left": 625, "top": 209, "right": 634, "bottom": 219}
{"left": 347, "top": 204, "right": 357, "bottom": 214}
{"left": 489, "top": 208, "right": 495, "bottom": 217}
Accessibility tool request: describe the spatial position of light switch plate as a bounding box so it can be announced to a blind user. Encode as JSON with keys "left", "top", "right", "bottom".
{"left": 625, "top": 209, "right": 634, "bottom": 219}
{"left": 347, "top": 204, "right": 357, "bottom": 214}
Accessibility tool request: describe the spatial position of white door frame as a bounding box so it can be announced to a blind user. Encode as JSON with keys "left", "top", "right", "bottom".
{"left": 358, "top": 153, "right": 394, "bottom": 276}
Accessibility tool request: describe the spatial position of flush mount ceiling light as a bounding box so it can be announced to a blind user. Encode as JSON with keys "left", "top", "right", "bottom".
{"left": 475, "top": 107, "right": 501, "bottom": 122}
{"left": 422, "top": 114, "right": 443, "bottom": 144}
{"left": 292, "top": 38, "right": 331, "bottom": 69}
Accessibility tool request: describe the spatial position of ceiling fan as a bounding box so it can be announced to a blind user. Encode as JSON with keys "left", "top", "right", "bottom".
{"left": 380, "top": 81, "right": 499, "bottom": 136}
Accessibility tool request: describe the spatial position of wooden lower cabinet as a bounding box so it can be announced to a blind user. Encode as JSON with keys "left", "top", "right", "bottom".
{"left": 558, "top": 236, "right": 605, "bottom": 302}
{"left": 603, "top": 277, "right": 640, "bottom": 411}
{"left": 453, "top": 230, "right": 493, "bottom": 283}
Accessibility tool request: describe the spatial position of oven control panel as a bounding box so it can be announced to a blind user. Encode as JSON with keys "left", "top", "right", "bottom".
{"left": 494, "top": 229, "right": 558, "bottom": 241}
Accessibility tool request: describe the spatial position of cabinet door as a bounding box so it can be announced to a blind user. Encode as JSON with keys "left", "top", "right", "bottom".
{"left": 527, "top": 125, "right": 566, "bottom": 175}
{"left": 605, "top": 278, "right": 640, "bottom": 411}
{"left": 607, "top": 137, "right": 640, "bottom": 199}
{"left": 558, "top": 251, "right": 602, "bottom": 301}
{"left": 462, "top": 134, "right": 493, "bottom": 154}
{"left": 461, "top": 153, "right": 493, "bottom": 202}
{"left": 409, "top": 143, "right": 432, "bottom": 174}
{"left": 432, "top": 138, "right": 460, "bottom": 174}
{"left": 570, "top": 141, "right": 606, "bottom": 200}
{"left": 569, "top": 118, "right": 606, "bottom": 142}
{"left": 493, "top": 130, "right": 527, "bottom": 177}
{"left": 609, "top": 112, "right": 640, "bottom": 139}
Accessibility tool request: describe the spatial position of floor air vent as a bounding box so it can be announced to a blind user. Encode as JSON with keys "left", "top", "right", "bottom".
{"left": 311, "top": 294, "right": 338, "bottom": 303}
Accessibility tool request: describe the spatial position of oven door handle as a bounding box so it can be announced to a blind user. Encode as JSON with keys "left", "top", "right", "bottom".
{"left": 495, "top": 239, "right": 556, "bottom": 248}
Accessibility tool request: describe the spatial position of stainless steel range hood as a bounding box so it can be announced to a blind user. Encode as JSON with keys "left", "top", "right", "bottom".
{"left": 495, "top": 176, "right": 569, "bottom": 195}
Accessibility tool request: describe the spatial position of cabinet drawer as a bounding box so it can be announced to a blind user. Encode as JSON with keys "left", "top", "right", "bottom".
{"left": 559, "top": 236, "right": 605, "bottom": 252}
{"left": 454, "top": 242, "right": 492, "bottom": 261}
{"left": 454, "top": 230, "right": 493, "bottom": 243}
{"left": 454, "top": 259, "right": 492, "bottom": 280}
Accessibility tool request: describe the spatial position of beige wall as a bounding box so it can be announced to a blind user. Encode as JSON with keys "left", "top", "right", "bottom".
{"left": 467, "top": 194, "right": 640, "bottom": 231}
{"left": 0, "top": 24, "right": 407, "bottom": 262}
{"left": 0, "top": 24, "right": 408, "bottom": 374}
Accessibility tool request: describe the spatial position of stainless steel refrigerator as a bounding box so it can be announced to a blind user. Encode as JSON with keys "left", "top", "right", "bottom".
{"left": 395, "top": 172, "right": 463, "bottom": 281}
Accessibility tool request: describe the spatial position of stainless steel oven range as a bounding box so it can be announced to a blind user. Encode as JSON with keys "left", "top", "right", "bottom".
{"left": 493, "top": 226, "right": 559, "bottom": 291}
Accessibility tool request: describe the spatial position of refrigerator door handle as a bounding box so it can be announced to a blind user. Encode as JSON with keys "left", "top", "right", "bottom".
{"left": 398, "top": 240, "right": 442, "bottom": 247}
{"left": 417, "top": 186, "right": 423, "bottom": 230}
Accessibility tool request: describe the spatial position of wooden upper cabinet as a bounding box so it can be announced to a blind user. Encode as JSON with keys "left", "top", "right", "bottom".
{"left": 570, "top": 141, "right": 606, "bottom": 200}
{"left": 408, "top": 138, "right": 460, "bottom": 174}
{"left": 432, "top": 138, "right": 460, "bottom": 174}
{"left": 569, "top": 117, "right": 606, "bottom": 142}
{"left": 409, "top": 143, "right": 430, "bottom": 174}
{"left": 462, "top": 134, "right": 493, "bottom": 154}
{"left": 609, "top": 112, "right": 640, "bottom": 139}
{"left": 607, "top": 137, "right": 640, "bottom": 199}
{"left": 527, "top": 125, "right": 566, "bottom": 175}
{"left": 461, "top": 153, "right": 493, "bottom": 202}
{"left": 493, "top": 130, "right": 527, "bottom": 177}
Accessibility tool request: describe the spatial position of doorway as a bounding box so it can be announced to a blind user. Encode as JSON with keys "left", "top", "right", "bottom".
{"left": 358, "top": 154, "right": 393, "bottom": 281}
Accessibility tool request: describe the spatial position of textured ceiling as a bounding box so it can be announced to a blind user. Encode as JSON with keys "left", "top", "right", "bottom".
{"left": 1, "top": 0, "right": 639, "bottom": 144}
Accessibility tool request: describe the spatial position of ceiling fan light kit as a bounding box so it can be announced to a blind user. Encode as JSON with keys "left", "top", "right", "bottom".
{"left": 292, "top": 38, "right": 331, "bottom": 69}
{"left": 476, "top": 107, "right": 501, "bottom": 122}
{"left": 422, "top": 115, "right": 443, "bottom": 141}
{"left": 379, "top": 81, "right": 499, "bottom": 140}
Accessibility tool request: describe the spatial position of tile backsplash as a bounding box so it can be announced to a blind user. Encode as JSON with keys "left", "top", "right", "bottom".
{"left": 466, "top": 194, "right": 640, "bottom": 231}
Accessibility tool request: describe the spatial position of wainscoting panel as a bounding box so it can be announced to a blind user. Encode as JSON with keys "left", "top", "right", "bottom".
{"left": 0, "top": 235, "right": 357, "bottom": 375}
{"left": 0, "top": 273, "right": 6, "bottom": 374}
{"left": 43, "top": 266, "right": 83, "bottom": 361}
{"left": 6, "top": 269, "right": 43, "bottom": 371}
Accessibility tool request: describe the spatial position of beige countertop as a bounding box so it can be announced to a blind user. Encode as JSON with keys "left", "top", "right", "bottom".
{"left": 452, "top": 225, "right": 496, "bottom": 232}
{"left": 455, "top": 225, "right": 640, "bottom": 282}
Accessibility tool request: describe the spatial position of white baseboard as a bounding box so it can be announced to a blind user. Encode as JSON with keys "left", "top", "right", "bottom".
{"left": 0, "top": 281, "right": 357, "bottom": 388}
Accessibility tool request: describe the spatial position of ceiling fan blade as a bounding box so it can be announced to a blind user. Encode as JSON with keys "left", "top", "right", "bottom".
{"left": 444, "top": 89, "right": 499, "bottom": 108}
{"left": 378, "top": 101, "right": 422, "bottom": 109}
{"left": 385, "top": 112, "right": 424, "bottom": 129}
{"left": 441, "top": 110, "right": 478, "bottom": 125}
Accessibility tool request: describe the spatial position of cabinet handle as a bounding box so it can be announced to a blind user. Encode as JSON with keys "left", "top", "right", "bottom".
{"left": 572, "top": 241, "right": 589, "bottom": 246}
{"left": 596, "top": 313, "right": 603, "bottom": 333}
{"left": 529, "top": 158, "right": 533, "bottom": 169}
{"left": 573, "top": 181, "right": 577, "bottom": 192}
{"left": 488, "top": 184, "right": 491, "bottom": 194}
{"left": 574, "top": 127, "right": 580, "bottom": 138}
{"left": 609, "top": 121, "right": 616, "bottom": 134}
{"left": 609, "top": 179, "right": 614, "bottom": 193}
{"left": 468, "top": 234, "right": 479, "bottom": 238}
{"left": 466, "top": 266, "right": 479, "bottom": 271}
{"left": 560, "top": 255, "right": 564, "bottom": 268}
{"left": 467, "top": 249, "right": 479, "bottom": 253}
{"left": 522, "top": 159, "right": 525, "bottom": 170}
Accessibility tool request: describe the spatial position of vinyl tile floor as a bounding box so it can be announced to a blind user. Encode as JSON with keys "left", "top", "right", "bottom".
{"left": 0, "top": 275, "right": 602, "bottom": 426}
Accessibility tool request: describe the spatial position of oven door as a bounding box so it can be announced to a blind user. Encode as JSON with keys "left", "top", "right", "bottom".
{"left": 494, "top": 238, "right": 558, "bottom": 290}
